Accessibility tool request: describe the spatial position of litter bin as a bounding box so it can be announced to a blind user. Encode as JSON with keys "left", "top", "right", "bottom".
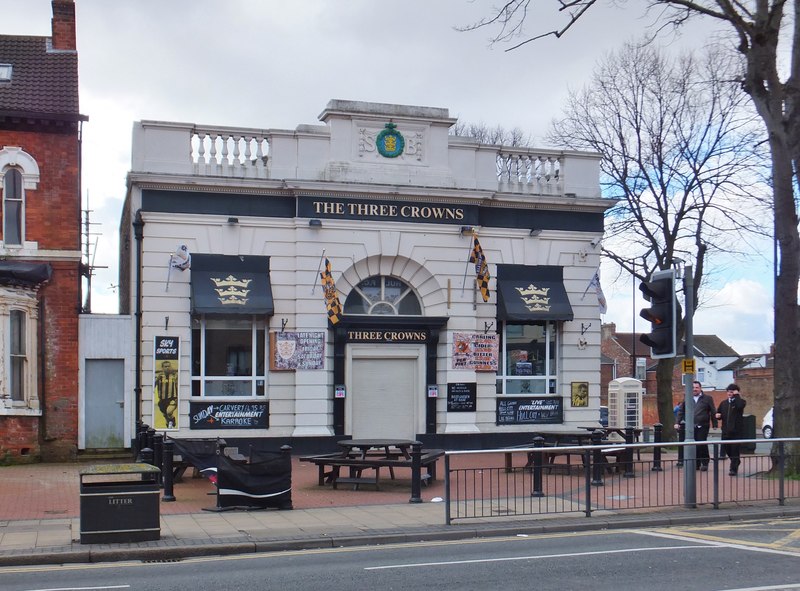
{"left": 741, "top": 414, "right": 756, "bottom": 454}
{"left": 79, "top": 463, "right": 161, "bottom": 544}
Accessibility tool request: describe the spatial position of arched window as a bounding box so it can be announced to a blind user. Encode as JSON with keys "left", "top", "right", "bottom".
{"left": 343, "top": 276, "right": 422, "bottom": 316}
{"left": 3, "top": 168, "right": 23, "bottom": 245}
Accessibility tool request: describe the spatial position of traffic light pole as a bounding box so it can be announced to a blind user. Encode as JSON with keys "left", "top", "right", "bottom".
{"left": 683, "top": 265, "right": 696, "bottom": 508}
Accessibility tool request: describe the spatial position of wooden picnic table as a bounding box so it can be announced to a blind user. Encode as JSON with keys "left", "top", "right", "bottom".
{"left": 299, "top": 439, "right": 444, "bottom": 490}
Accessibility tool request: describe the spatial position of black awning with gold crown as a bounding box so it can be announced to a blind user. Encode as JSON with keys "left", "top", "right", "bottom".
{"left": 496, "top": 264, "right": 573, "bottom": 322}
{"left": 191, "top": 254, "right": 273, "bottom": 315}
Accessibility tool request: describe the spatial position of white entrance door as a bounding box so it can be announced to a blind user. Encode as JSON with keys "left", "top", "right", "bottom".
{"left": 347, "top": 344, "right": 424, "bottom": 440}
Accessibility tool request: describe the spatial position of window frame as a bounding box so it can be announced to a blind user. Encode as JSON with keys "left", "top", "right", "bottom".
{"left": 496, "top": 320, "right": 559, "bottom": 395}
{"left": 190, "top": 314, "right": 268, "bottom": 398}
{"left": 2, "top": 168, "right": 24, "bottom": 246}
{"left": 635, "top": 357, "right": 647, "bottom": 381}
{"left": 343, "top": 275, "right": 422, "bottom": 316}
{"left": 0, "top": 287, "right": 40, "bottom": 414}
{"left": 9, "top": 309, "right": 26, "bottom": 401}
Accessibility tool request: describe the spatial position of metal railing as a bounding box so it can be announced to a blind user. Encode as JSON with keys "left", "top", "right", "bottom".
{"left": 444, "top": 436, "right": 800, "bottom": 524}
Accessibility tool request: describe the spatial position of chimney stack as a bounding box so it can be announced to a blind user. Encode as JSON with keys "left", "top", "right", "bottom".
{"left": 51, "top": 0, "right": 76, "bottom": 51}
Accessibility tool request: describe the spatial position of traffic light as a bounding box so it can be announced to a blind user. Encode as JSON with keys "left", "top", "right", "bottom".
{"left": 639, "top": 269, "right": 676, "bottom": 359}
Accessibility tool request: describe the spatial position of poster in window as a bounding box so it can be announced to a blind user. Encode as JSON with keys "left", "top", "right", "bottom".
{"left": 451, "top": 332, "right": 498, "bottom": 372}
{"left": 153, "top": 336, "right": 180, "bottom": 430}
{"left": 270, "top": 332, "right": 325, "bottom": 370}
{"left": 571, "top": 381, "right": 589, "bottom": 407}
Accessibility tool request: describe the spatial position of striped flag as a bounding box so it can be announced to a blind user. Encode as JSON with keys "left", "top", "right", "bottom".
{"left": 319, "top": 258, "right": 342, "bottom": 325}
{"left": 469, "top": 233, "right": 490, "bottom": 302}
{"left": 582, "top": 270, "right": 607, "bottom": 314}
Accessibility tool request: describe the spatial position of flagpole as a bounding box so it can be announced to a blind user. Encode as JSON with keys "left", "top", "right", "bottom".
{"left": 165, "top": 256, "right": 173, "bottom": 292}
{"left": 311, "top": 249, "right": 326, "bottom": 295}
{"left": 581, "top": 270, "right": 598, "bottom": 300}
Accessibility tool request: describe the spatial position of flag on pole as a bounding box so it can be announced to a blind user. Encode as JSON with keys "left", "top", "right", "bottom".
{"left": 469, "top": 233, "right": 490, "bottom": 302}
{"left": 582, "top": 270, "right": 607, "bottom": 314}
{"left": 319, "top": 258, "right": 342, "bottom": 325}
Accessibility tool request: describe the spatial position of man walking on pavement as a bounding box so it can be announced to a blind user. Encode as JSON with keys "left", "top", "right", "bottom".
{"left": 676, "top": 380, "right": 718, "bottom": 471}
{"left": 716, "top": 383, "right": 747, "bottom": 476}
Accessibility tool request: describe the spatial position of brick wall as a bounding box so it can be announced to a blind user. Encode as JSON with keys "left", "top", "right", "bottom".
{"left": 40, "top": 261, "right": 81, "bottom": 461}
{"left": 0, "top": 126, "right": 81, "bottom": 463}
{"left": 0, "top": 128, "right": 81, "bottom": 250}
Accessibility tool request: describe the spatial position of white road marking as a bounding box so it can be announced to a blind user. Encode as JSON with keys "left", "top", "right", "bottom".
{"left": 634, "top": 530, "right": 800, "bottom": 558}
{"left": 22, "top": 586, "right": 130, "bottom": 591}
{"left": 364, "top": 544, "right": 709, "bottom": 570}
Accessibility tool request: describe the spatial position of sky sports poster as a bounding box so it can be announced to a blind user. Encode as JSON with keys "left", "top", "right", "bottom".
{"left": 153, "top": 336, "right": 179, "bottom": 431}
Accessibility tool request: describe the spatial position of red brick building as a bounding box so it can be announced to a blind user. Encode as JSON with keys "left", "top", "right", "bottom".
{"left": 601, "top": 323, "right": 753, "bottom": 427}
{"left": 0, "top": 0, "right": 86, "bottom": 462}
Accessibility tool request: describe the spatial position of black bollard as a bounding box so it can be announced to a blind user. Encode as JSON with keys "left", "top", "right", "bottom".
{"left": 409, "top": 441, "right": 422, "bottom": 504}
{"left": 591, "top": 429, "right": 604, "bottom": 486}
{"left": 623, "top": 427, "right": 635, "bottom": 478}
{"left": 651, "top": 423, "right": 663, "bottom": 471}
{"left": 140, "top": 447, "right": 154, "bottom": 467}
{"left": 162, "top": 440, "right": 176, "bottom": 502}
{"left": 531, "top": 436, "right": 545, "bottom": 498}
{"left": 146, "top": 427, "right": 156, "bottom": 457}
{"left": 136, "top": 424, "right": 150, "bottom": 462}
{"left": 677, "top": 421, "right": 685, "bottom": 467}
{"left": 153, "top": 433, "right": 164, "bottom": 485}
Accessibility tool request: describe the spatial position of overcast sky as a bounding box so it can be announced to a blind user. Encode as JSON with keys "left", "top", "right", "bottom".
{"left": 3, "top": 0, "right": 774, "bottom": 355}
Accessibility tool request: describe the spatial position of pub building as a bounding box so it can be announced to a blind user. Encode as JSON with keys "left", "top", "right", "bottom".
{"left": 119, "top": 100, "right": 612, "bottom": 452}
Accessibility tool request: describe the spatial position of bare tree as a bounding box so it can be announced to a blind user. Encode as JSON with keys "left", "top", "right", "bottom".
{"left": 462, "top": 1, "right": 800, "bottom": 461}
{"left": 548, "top": 41, "right": 767, "bottom": 431}
{"left": 450, "top": 121, "right": 533, "bottom": 146}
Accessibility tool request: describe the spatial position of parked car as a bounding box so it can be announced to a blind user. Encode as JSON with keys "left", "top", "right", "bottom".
{"left": 762, "top": 407, "right": 773, "bottom": 439}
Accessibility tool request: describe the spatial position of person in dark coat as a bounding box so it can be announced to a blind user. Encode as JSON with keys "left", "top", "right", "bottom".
{"left": 676, "top": 381, "right": 718, "bottom": 470}
{"left": 715, "top": 383, "right": 747, "bottom": 476}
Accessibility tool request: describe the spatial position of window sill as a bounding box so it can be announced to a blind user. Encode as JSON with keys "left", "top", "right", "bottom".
{"left": 0, "top": 405, "right": 42, "bottom": 417}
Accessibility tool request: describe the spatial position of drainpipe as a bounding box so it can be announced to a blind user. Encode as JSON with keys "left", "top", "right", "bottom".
{"left": 133, "top": 210, "right": 144, "bottom": 442}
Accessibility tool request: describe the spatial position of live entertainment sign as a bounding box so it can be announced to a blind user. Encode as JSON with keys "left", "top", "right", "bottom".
{"left": 189, "top": 402, "right": 269, "bottom": 429}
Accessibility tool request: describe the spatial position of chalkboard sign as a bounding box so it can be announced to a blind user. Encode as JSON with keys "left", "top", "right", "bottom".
{"left": 496, "top": 397, "right": 563, "bottom": 425}
{"left": 270, "top": 332, "right": 325, "bottom": 370}
{"left": 447, "top": 382, "right": 477, "bottom": 412}
{"left": 189, "top": 401, "right": 269, "bottom": 429}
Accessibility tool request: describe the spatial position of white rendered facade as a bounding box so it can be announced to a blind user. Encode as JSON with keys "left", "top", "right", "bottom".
{"left": 121, "top": 100, "right": 612, "bottom": 449}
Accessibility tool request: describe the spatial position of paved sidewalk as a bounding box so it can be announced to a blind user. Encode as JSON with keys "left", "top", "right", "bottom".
{"left": 2, "top": 455, "right": 799, "bottom": 567}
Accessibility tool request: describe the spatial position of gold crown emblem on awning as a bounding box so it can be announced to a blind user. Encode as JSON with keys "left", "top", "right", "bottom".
{"left": 210, "top": 275, "right": 252, "bottom": 305}
{"left": 515, "top": 283, "right": 551, "bottom": 312}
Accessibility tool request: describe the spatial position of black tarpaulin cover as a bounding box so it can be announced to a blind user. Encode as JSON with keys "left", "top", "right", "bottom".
{"left": 169, "top": 438, "right": 220, "bottom": 480}
{"left": 216, "top": 448, "right": 293, "bottom": 509}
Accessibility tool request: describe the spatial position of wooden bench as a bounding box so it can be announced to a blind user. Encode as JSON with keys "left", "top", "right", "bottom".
{"left": 299, "top": 450, "right": 445, "bottom": 490}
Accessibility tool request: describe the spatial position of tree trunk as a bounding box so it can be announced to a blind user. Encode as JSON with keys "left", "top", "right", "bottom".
{"left": 739, "top": 18, "right": 800, "bottom": 472}
{"left": 656, "top": 357, "right": 677, "bottom": 441}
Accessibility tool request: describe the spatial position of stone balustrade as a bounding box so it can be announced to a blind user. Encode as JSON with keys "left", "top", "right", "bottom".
{"left": 496, "top": 151, "right": 561, "bottom": 192}
{"left": 132, "top": 120, "right": 600, "bottom": 198}
{"left": 191, "top": 126, "right": 269, "bottom": 179}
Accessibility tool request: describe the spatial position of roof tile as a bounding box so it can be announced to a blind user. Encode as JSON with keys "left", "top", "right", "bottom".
{"left": 0, "top": 35, "right": 79, "bottom": 116}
